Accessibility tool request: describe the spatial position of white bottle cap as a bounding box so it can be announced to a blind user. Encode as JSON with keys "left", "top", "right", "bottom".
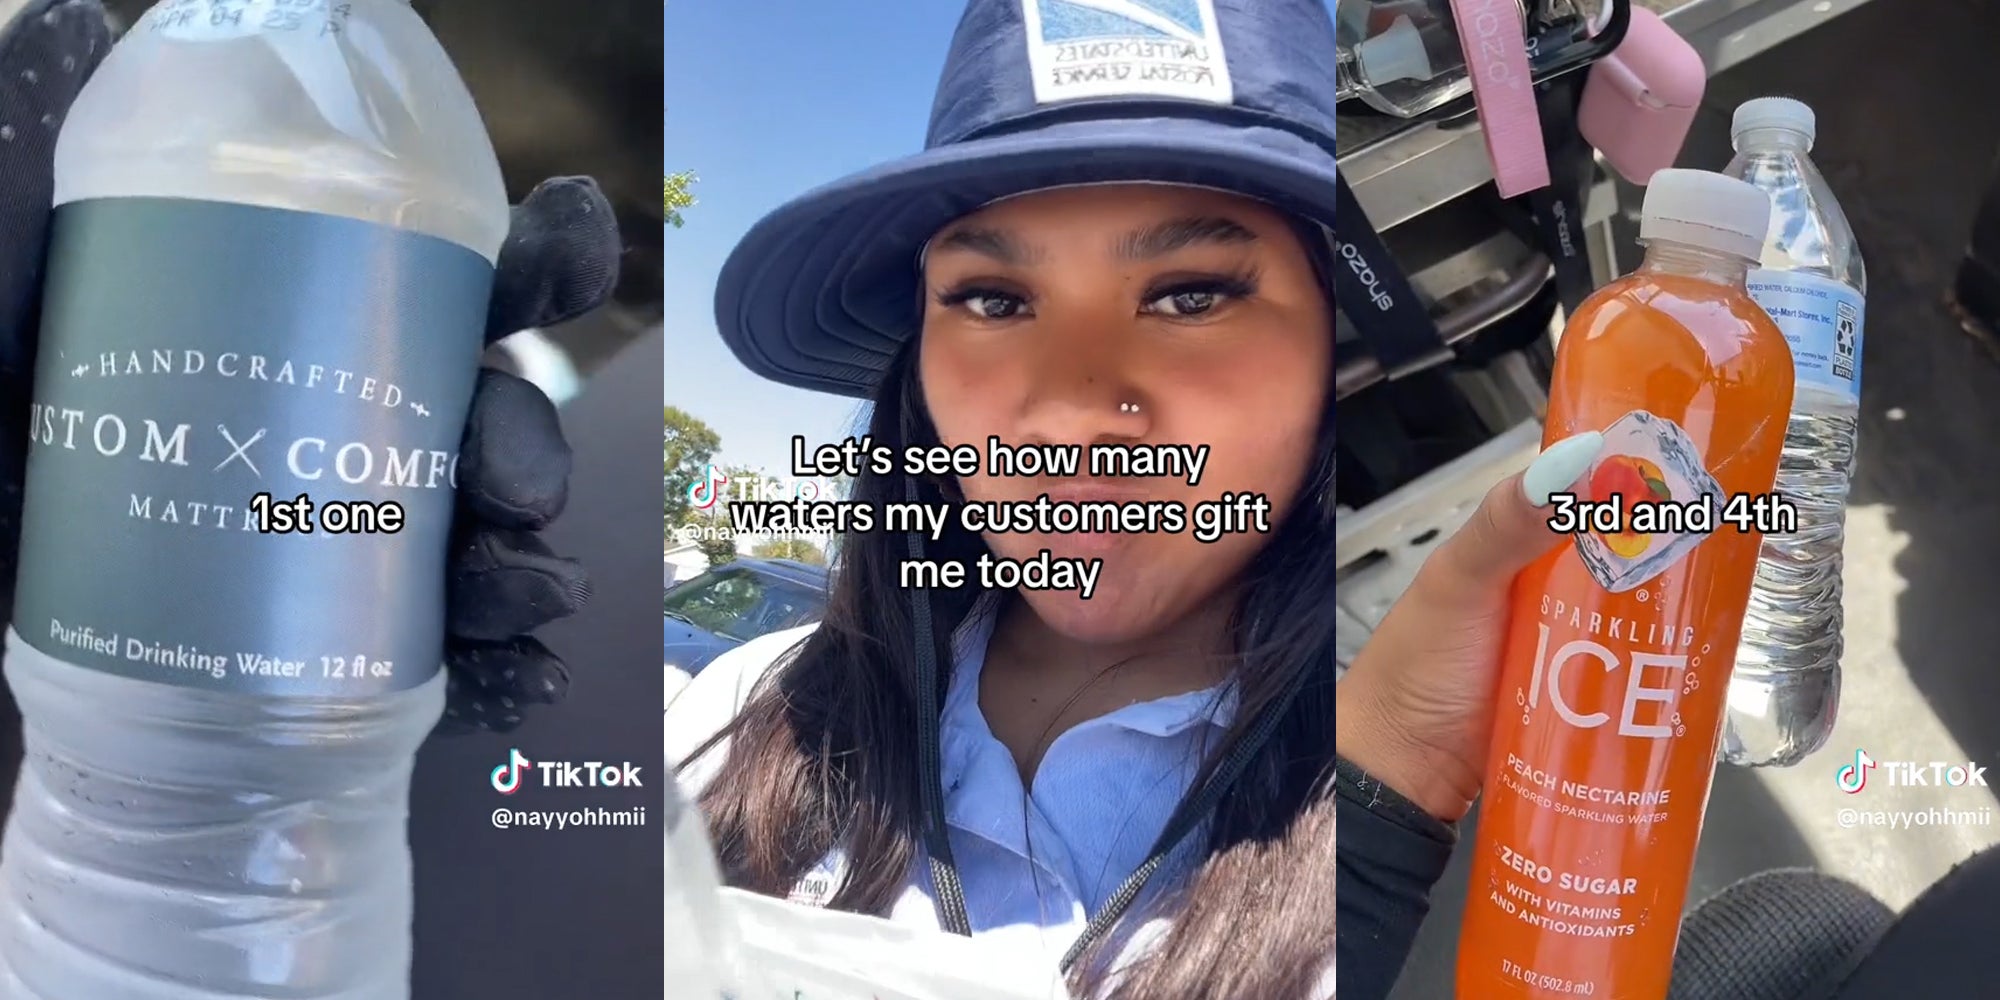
{"left": 1639, "top": 168, "right": 1773, "bottom": 261}
{"left": 1356, "top": 16, "right": 1435, "bottom": 87}
{"left": 1731, "top": 96, "right": 1816, "bottom": 148}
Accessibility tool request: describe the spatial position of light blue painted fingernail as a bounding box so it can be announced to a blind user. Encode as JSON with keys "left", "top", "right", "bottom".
{"left": 1522, "top": 432, "right": 1605, "bottom": 507}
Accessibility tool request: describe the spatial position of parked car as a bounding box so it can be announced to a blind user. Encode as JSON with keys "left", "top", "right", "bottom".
{"left": 664, "top": 558, "right": 829, "bottom": 688}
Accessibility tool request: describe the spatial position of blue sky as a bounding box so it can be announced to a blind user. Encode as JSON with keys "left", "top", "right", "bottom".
{"left": 663, "top": 1, "right": 966, "bottom": 478}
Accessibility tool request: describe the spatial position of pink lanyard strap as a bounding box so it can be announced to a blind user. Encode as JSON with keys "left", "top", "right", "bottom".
{"left": 1447, "top": 0, "right": 1550, "bottom": 197}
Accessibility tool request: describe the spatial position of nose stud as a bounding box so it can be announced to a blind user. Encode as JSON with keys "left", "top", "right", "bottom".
{"left": 1119, "top": 402, "right": 1142, "bottom": 414}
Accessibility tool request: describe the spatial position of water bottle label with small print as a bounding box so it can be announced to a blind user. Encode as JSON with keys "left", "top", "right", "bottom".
{"left": 11, "top": 198, "right": 493, "bottom": 697}
{"left": 1746, "top": 269, "right": 1865, "bottom": 405}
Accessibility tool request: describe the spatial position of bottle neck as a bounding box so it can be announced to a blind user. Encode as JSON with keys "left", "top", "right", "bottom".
{"left": 1638, "top": 240, "right": 1753, "bottom": 286}
{"left": 1733, "top": 127, "right": 1813, "bottom": 156}
{"left": 1335, "top": 51, "right": 1361, "bottom": 100}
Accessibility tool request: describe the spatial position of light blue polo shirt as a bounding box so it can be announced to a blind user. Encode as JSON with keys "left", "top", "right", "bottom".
{"left": 668, "top": 599, "right": 1237, "bottom": 980}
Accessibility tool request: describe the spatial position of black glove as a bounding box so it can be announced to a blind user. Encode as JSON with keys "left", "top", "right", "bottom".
{"left": 436, "top": 177, "right": 617, "bottom": 735}
{"left": 0, "top": 0, "right": 619, "bottom": 736}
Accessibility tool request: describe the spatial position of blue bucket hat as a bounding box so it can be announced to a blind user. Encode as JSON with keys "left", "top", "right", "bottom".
{"left": 713, "top": 0, "right": 1338, "bottom": 399}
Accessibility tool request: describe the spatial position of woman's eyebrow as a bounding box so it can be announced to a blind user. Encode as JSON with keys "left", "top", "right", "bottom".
{"left": 932, "top": 227, "right": 1043, "bottom": 265}
{"left": 1117, "top": 216, "right": 1260, "bottom": 260}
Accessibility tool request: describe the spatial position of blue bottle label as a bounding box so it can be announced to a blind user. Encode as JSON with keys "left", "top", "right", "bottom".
{"left": 12, "top": 198, "right": 493, "bottom": 696}
{"left": 1746, "top": 269, "right": 1865, "bottom": 406}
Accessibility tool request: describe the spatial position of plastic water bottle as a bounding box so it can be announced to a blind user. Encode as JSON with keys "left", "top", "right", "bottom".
{"left": 1335, "top": 0, "right": 1530, "bottom": 118}
{"left": 1334, "top": 0, "right": 1604, "bottom": 119}
{"left": 0, "top": 1, "right": 506, "bottom": 997}
{"left": 1719, "top": 97, "right": 1867, "bottom": 768}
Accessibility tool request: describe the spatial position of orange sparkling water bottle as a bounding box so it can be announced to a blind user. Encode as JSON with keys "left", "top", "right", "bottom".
{"left": 1454, "top": 169, "right": 1796, "bottom": 1000}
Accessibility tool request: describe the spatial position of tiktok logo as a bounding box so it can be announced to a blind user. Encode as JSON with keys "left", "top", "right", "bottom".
{"left": 689, "top": 464, "right": 727, "bottom": 510}
{"left": 491, "top": 748, "right": 533, "bottom": 795}
{"left": 1836, "top": 748, "right": 1876, "bottom": 794}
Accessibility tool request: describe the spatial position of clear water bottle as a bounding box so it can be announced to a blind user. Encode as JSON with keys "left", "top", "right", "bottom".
{"left": 1334, "top": 0, "right": 1608, "bottom": 119}
{"left": 1336, "top": 0, "right": 1532, "bottom": 118}
{"left": 1719, "top": 96, "right": 1866, "bottom": 768}
{"left": 0, "top": 0, "right": 506, "bottom": 996}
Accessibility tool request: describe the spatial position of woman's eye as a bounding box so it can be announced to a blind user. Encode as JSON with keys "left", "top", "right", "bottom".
{"left": 961, "top": 293, "right": 1027, "bottom": 319}
{"left": 1145, "top": 289, "right": 1225, "bottom": 317}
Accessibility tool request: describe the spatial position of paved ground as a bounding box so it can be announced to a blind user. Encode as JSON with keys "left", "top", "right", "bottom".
{"left": 1382, "top": 1, "right": 2000, "bottom": 994}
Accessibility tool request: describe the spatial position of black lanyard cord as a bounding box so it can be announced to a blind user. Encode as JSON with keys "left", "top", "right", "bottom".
{"left": 1489, "top": 72, "right": 1597, "bottom": 315}
{"left": 910, "top": 476, "right": 973, "bottom": 936}
{"left": 913, "top": 552, "right": 1310, "bottom": 974}
{"left": 1055, "top": 667, "right": 1306, "bottom": 973}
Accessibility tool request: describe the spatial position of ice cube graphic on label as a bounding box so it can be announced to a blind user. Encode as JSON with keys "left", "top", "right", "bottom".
{"left": 1571, "top": 410, "right": 1723, "bottom": 593}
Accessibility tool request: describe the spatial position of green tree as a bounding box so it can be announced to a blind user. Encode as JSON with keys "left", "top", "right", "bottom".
{"left": 751, "top": 536, "right": 827, "bottom": 565}
{"left": 665, "top": 171, "right": 698, "bottom": 229}
{"left": 664, "top": 406, "right": 721, "bottom": 532}
{"left": 694, "top": 527, "right": 737, "bottom": 568}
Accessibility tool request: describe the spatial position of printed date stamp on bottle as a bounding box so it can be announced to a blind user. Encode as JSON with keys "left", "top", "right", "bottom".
{"left": 145, "top": 0, "right": 354, "bottom": 41}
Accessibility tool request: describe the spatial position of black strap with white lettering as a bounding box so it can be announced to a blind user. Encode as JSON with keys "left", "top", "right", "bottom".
{"left": 1490, "top": 59, "right": 1599, "bottom": 314}
{"left": 1333, "top": 169, "right": 1453, "bottom": 380}
{"left": 1532, "top": 73, "right": 1598, "bottom": 313}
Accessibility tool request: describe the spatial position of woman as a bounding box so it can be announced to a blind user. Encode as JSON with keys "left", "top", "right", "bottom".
{"left": 668, "top": 1, "right": 1339, "bottom": 997}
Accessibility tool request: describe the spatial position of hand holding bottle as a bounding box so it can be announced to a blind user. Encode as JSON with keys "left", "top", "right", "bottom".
{"left": 0, "top": 0, "right": 612, "bottom": 736}
{"left": 433, "top": 175, "right": 618, "bottom": 733}
{"left": 1454, "top": 169, "right": 1793, "bottom": 1000}
{"left": 1335, "top": 432, "right": 1603, "bottom": 823}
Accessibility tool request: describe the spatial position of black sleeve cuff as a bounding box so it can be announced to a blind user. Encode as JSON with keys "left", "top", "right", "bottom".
{"left": 1336, "top": 754, "right": 1460, "bottom": 1000}
{"left": 1336, "top": 754, "right": 1458, "bottom": 848}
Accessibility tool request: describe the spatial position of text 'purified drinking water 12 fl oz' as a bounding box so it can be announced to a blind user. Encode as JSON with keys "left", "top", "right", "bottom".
{"left": 0, "top": 1, "right": 507, "bottom": 996}
{"left": 1720, "top": 96, "right": 1867, "bottom": 769}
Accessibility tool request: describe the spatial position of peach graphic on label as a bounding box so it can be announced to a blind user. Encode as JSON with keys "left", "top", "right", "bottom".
{"left": 1573, "top": 410, "right": 1724, "bottom": 593}
{"left": 1589, "top": 454, "right": 1671, "bottom": 559}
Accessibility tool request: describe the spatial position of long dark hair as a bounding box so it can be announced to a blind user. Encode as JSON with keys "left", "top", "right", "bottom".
{"left": 690, "top": 233, "right": 1340, "bottom": 1000}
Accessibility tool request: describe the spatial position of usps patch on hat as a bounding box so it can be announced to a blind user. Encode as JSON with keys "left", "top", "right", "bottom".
{"left": 1019, "top": 0, "right": 1234, "bottom": 107}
